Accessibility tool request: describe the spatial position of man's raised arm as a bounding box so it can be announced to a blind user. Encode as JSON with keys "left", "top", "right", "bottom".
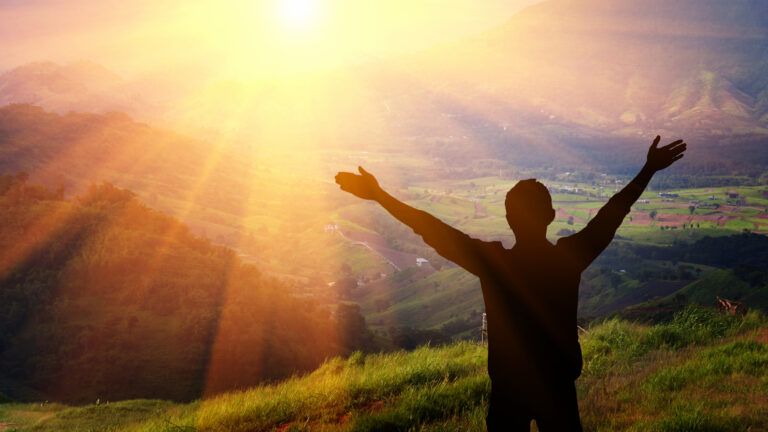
{"left": 335, "top": 167, "right": 491, "bottom": 275}
{"left": 564, "top": 136, "right": 687, "bottom": 269}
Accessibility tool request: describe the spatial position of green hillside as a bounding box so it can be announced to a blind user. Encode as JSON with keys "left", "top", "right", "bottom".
{"left": 623, "top": 268, "right": 768, "bottom": 322}
{"left": 356, "top": 267, "right": 482, "bottom": 331}
{"left": 2, "top": 308, "right": 766, "bottom": 431}
{"left": 0, "top": 176, "right": 373, "bottom": 403}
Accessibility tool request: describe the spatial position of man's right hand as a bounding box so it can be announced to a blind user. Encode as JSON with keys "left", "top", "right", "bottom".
{"left": 335, "top": 166, "right": 382, "bottom": 200}
{"left": 646, "top": 135, "right": 687, "bottom": 172}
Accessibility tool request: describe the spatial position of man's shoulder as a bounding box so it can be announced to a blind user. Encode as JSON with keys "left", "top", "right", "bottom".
{"left": 473, "top": 239, "right": 508, "bottom": 258}
{"left": 554, "top": 234, "right": 586, "bottom": 256}
{"left": 486, "top": 239, "right": 507, "bottom": 251}
{"left": 468, "top": 237, "right": 505, "bottom": 247}
{"left": 555, "top": 234, "right": 577, "bottom": 248}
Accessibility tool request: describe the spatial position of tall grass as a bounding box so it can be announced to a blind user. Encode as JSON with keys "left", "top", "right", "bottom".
{"left": 581, "top": 307, "right": 766, "bottom": 376}
{"left": 3, "top": 310, "right": 766, "bottom": 432}
{"left": 645, "top": 340, "right": 768, "bottom": 393}
{"left": 135, "top": 342, "right": 488, "bottom": 432}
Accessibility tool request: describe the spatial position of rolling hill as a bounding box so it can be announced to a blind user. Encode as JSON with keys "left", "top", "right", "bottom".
{"left": 0, "top": 176, "right": 374, "bottom": 403}
{"left": 0, "top": 61, "right": 142, "bottom": 116}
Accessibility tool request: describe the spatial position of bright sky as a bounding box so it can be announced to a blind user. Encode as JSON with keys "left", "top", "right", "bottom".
{"left": 0, "top": 0, "right": 541, "bottom": 80}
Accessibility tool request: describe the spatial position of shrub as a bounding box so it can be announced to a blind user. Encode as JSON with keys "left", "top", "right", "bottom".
{"left": 348, "top": 351, "right": 366, "bottom": 367}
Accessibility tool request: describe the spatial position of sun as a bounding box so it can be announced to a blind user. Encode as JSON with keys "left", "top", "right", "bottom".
{"left": 277, "top": 0, "right": 320, "bottom": 31}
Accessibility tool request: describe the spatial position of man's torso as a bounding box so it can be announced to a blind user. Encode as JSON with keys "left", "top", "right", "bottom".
{"left": 478, "top": 240, "right": 583, "bottom": 384}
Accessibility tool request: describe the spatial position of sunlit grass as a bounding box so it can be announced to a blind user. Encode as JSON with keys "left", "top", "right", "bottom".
{"left": 5, "top": 310, "right": 766, "bottom": 431}
{"left": 193, "top": 342, "right": 486, "bottom": 431}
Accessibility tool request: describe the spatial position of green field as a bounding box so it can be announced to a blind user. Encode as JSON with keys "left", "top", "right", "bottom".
{"left": 400, "top": 178, "right": 768, "bottom": 247}
{"left": 2, "top": 308, "right": 766, "bottom": 432}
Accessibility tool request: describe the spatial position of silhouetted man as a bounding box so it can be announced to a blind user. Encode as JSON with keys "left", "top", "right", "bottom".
{"left": 335, "top": 136, "right": 686, "bottom": 431}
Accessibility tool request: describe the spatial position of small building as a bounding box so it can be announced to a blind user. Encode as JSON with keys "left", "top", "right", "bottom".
{"left": 416, "top": 257, "right": 430, "bottom": 267}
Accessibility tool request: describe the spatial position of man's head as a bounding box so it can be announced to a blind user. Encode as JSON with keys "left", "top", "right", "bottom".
{"left": 505, "top": 179, "right": 555, "bottom": 237}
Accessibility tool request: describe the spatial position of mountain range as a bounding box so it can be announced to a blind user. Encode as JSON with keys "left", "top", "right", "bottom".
{"left": 1, "top": 0, "right": 766, "bottom": 162}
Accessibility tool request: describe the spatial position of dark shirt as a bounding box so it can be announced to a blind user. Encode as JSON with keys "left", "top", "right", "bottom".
{"left": 409, "top": 193, "right": 632, "bottom": 387}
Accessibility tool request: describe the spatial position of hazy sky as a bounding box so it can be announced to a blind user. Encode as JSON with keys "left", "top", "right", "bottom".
{"left": 0, "top": 0, "right": 542, "bottom": 79}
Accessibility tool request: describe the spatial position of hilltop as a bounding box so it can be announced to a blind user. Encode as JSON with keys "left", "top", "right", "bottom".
{"left": 1, "top": 307, "right": 766, "bottom": 431}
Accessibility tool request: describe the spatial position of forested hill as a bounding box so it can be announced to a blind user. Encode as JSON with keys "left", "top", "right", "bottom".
{"left": 0, "top": 175, "right": 374, "bottom": 403}
{"left": 0, "top": 104, "right": 364, "bottom": 284}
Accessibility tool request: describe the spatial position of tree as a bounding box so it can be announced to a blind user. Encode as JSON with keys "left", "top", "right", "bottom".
{"left": 334, "top": 277, "right": 358, "bottom": 299}
{"left": 649, "top": 209, "right": 658, "bottom": 220}
{"left": 336, "top": 303, "right": 375, "bottom": 351}
{"left": 688, "top": 205, "right": 696, "bottom": 215}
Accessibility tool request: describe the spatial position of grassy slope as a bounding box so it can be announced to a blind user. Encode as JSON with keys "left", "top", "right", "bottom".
{"left": 358, "top": 267, "right": 483, "bottom": 330}
{"left": 2, "top": 310, "right": 766, "bottom": 432}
